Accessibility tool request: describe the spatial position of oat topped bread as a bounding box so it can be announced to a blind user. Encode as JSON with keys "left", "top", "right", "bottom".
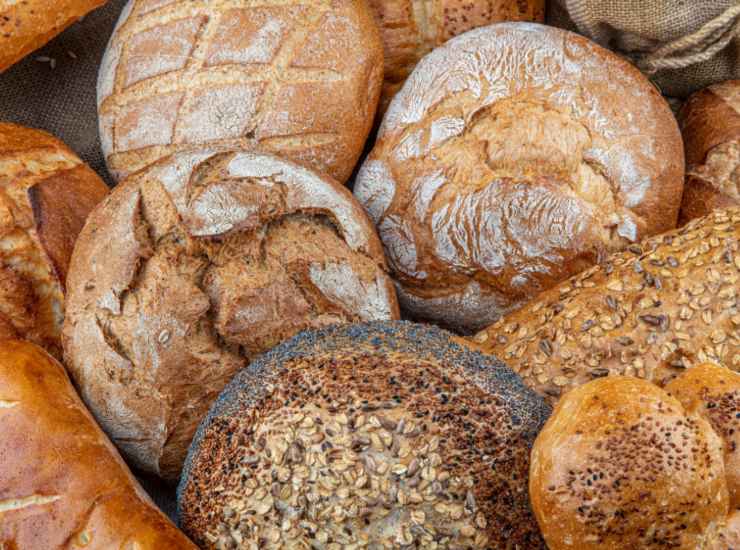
{"left": 355, "top": 23, "right": 683, "bottom": 334}
{"left": 63, "top": 149, "right": 399, "bottom": 481}
{"left": 178, "top": 321, "right": 551, "bottom": 549}
{"left": 0, "top": 123, "right": 108, "bottom": 357}
{"left": 97, "top": 0, "right": 384, "bottom": 183}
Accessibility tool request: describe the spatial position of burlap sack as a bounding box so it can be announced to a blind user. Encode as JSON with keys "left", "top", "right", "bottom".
{"left": 549, "top": 0, "right": 740, "bottom": 99}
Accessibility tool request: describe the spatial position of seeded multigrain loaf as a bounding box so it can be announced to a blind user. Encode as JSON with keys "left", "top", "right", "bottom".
{"left": 367, "top": 0, "right": 544, "bottom": 115}
{"left": 178, "top": 321, "right": 551, "bottom": 549}
{"left": 530, "top": 377, "right": 733, "bottom": 550}
{"left": 63, "top": 149, "right": 399, "bottom": 481}
{"left": 97, "top": 0, "right": 383, "bottom": 184}
{"left": 0, "top": 340, "right": 196, "bottom": 549}
{"left": 354, "top": 23, "right": 684, "bottom": 334}
{"left": 470, "top": 207, "right": 740, "bottom": 404}
{"left": 678, "top": 80, "right": 740, "bottom": 225}
{"left": 0, "top": 123, "right": 108, "bottom": 357}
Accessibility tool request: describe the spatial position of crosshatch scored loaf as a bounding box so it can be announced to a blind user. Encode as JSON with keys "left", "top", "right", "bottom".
{"left": 97, "top": 0, "right": 384, "bottom": 184}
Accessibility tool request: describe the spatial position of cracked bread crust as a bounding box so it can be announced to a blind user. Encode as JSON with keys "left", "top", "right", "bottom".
{"left": 0, "top": 123, "right": 109, "bottom": 358}
{"left": 62, "top": 150, "right": 399, "bottom": 481}
{"left": 178, "top": 321, "right": 551, "bottom": 549}
{"left": 0, "top": 340, "right": 196, "bottom": 549}
{"left": 354, "top": 23, "right": 684, "bottom": 334}
{"left": 97, "top": 0, "right": 384, "bottom": 184}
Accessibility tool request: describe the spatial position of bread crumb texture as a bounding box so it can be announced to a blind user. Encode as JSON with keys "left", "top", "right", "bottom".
{"left": 178, "top": 321, "right": 551, "bottom": 549}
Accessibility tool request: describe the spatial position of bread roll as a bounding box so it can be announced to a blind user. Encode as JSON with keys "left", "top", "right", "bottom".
{"left": 529, "top": 376, "right": 730, "bottom": 550}
{"left": 63, "top": 149, "right": 399, "bottom": 481}
{"left": 0, "top": 123, "right": 108, "bottom": 357}
{"left": 0, "top": 340, "right": 196, "bottom": 549}
{"left": 471, "top": 207, "right": 740, "bottom": 404}
{"left": 97, "top": 0, "right": 383, "bottom": 184}
{"left": 354, "top": 23, "right": 684, "bottom": 334}
{"left": 368, "top": 0, "right": 544, "bottom": 115}
{"left": 0, "top": 0, "right": 108, "bottom": 73}
{"left": 178, "top": 321, "right": 551, "bottom": 549}
{"left": 666, "top": 363, "right": 740, "bottom": 508}
{"left": 678, "top": 80, "right": 740, "bottom": 224}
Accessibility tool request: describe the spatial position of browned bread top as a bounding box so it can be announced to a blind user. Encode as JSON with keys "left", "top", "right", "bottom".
{"left": 0, "top": 340, "right": 196, "bottom": 549}
{"left": 678, "top": 80, "right": 740, "bottom": 224}
{"left": 530, "top": 376, "right": 729, "bottom": 550}
{"left": 0, "top": 123, "right": 108, "bottom": 357}
{"left": 0, "top": 0, "right": 108, "bottom": 73}
{"left": 63, "top": 149, "right": 399, "bottom": 481}
{"left": 355, "top": 23, "right": 684, "bottom": 334}
{"left": 471, "top": 207, "right": 740, "bottom": 405}
{"left": 97, "top": 0, "right": 384, "bottom": 184}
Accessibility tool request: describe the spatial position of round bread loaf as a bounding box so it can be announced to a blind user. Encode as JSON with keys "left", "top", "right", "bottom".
{"left": 63, "top": 149, "right": 399, "bottom": 481}
{"left": 678, "top": 80, "right": 740, "bottom": 225}
{"left": 0, "top": 123, "right": 108, "bottom": 357}
{"left": 471, "top": 207, "right": 740, "bottom": 404}
{"left": 530, "top": 376, "right": 730, "bottom": 550}
{"left": 354, "top": 23, "right": 684, "bottom": 333}
{"left": 367, "top": 0, "right": 544, "bottom": 115}
{"left": 97, "top": 0, "right": 383, "bottom": 184}
{"left": 178, "top": 321, "right": 551, "bottom": 549}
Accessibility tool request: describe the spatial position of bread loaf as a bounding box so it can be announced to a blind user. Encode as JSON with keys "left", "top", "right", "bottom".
{"left": 678, "top": 80, "right": 740, "bottom": 225}
{"left": 0, "top": 340, "right": 196, "bottom": 549}
{"left": 63, "top": 149, "right": 399, "bottom": 481}
{"left": 0, "top": 0, "right": 108, "bottom": 73}
{"left": 178, "top": 321, "right": 551, "bottom": 549}
{"left": 97, "top": 0, "right": 383, "bottom": 184}
{"left": 530, "top": 376, "right": 732, "bottom": 550}
{"left": 471, "top": 207, "right": 740, "bottom": 404}
{"left": 354, "top": 23, "right": 684, "bottom": 334}
{"left": 367, "top": 0, "right": 544, "bottom": 115}
{"left": 0, "top": 123, "right": 108, "bottom": 357}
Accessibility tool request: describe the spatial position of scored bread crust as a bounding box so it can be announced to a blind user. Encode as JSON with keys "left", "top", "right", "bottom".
{"left": 0, "top": 123, "right": 109, "bottom": 357}
{"left": 0, "top": 340, "right": 196, "bottom": 549}
{"left": 354, "top": 23, "right": 684, "bottom": 334}
{"left": 471, "top": 207, "right": 740, "bottom": 405}
{"left": 0, "top": 0, "right": 108, "bottom": 73}
{"left": 530, "top": 376, "right": 729, "bottom": 550}
{"left": 62, "top": 149, "right": 399, "bottom": 481}
{"left": 97, "top": 0, "right": 384, "bottom": 184}
{"left": 678, "top": 80, "right": 740, "bottom": 225}
{"left": 367, "top": 0, "right": 544, "bottom": 115}
{"left": 178, "top": 321, "right": 551, "bottom": 549}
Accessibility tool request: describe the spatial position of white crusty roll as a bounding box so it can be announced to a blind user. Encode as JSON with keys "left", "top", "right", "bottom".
{"left": 355, "top": 23, "right": 684, "bottom": 333}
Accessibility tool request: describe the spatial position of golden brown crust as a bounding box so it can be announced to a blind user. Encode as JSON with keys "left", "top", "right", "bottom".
{"left": 0, "top": 340, "right": 196, "bottom": 549}
{"left": 0, "top": 123, "right": 108, "bottom": 357}
{"left": 0, "top": 0, "right": 108, "bottom": 73}
{"left": 97, "top": 0, "right": 384, "bottom": 184}
{"left": 471, "top": 207, "right": 740, "bottom": 404}
{"left": 679, "top": 80, "right": 740, "bottom": 225}
{"left": 530, "top": 377, "right": 729, "bottom": 550}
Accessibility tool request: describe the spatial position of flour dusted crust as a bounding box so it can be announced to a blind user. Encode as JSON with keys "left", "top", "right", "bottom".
{"left": 97, "top": 0, "right": 383, "bottom": 184}
{"left": 63, "top": 149, "right": 399, "bottom": 480}
{"left": 0, "top": 123, "right": 108, "bottom": 358}
{"left": 178, "top": 321, "right": 550, "bottom": 549}
{"left": 355, "top": 23, "right": 684, "bottom": 333}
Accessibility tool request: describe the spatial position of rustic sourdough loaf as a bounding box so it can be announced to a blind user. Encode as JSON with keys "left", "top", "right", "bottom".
{"left": 354, "top": 23, "right": 684, "bottom": 334}
{"left": 0, "top": 0, "right": 108, "bottom": 73}
{"left": 679, "top": 80, "right": 740, "bottom": 225}
{"left": 530, "top": 376, "right": 734, "bottom": 550}
{"left": 471, "top": 207, "right": 740, "bottom": 404}
{"left": 367, "top": 0, "right": 544, "bottom": 115}
{"left": 97, "top": 0, "right": 383, "bottom": 184}
{"left": 63, "top": 149, "right": 399, "bottom": 481}
{"left": 0, "top": 123, "right": 108, "bottom": 357}
{"left": 178, "top": 321, "right": 551, "bottom": 549}
{"left": 0, "top": 340, "right": 196, "bottom": 549}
